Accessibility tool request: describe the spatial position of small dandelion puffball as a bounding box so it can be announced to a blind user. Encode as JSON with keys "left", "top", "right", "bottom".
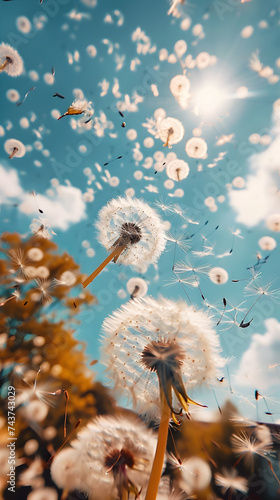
{"left": 0, "top": 43, "right": 24, "bottom": 77}
{"left": 51, "top": 415, "right": 157, "bottom": 500}
{"left": 59, "top": 270, "right": 77, "bottom": 286}
{"left": 166, "top": 159, "right": 190, "bottom": 182}
{"left": 180, "top": 457, "right": 212, "bottom": 493}
{"left": 266, "top": 213, "right": 280, "bottom": 232}
{"left": 258, "top": 236, "right": 277, "bottom": 251}
{"left": 209, "top": 267, "right": 228, "bottom": 285}
{"left": 170, "top": 75, "right": 190, "bottom": 98}
{"left": 101, "top": 297, "right": 224, "bottom": 417}
{"left": 127, "top": 277, "right": 148, "bottom": 298}
{"left": 4, "top": 138, "right": 26, "bottom": 159}
{"left": 157, "top": 117, "right": 184, "bottom": 148}
{"left": 185, "top": 137, "right": 207, "bottom": 158}
{"left": 96, "top": 196, "right": 166, "bottom": 267}
{"left": 27, "top": 248, "right": 44, "bottom": 262}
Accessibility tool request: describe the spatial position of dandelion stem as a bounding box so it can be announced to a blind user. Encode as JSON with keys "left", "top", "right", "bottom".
{"left": 145, "top": 388, "right": 170, "bottom": 500}
{"left": 240, "top": 293, "right": 263, "bottom": 325}
{"left": 0, "top": 57, "right": 10, "bottom": 71}
{"left": 8, "top": 147, "right": 18, "bottom": 159}
{"left": 82, "top": 245, "right": 126, "bottom": 288}
{"left": 57, "top": 112, "right": 68, "bottom": 120}
{"left": 121, "top": 486, "right": 128, "bottom": 500}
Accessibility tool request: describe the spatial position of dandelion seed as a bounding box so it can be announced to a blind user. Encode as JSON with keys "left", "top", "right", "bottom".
{"left": 16, "top": 86, "right": 35, "bottom": 106}
{"left": 240, "top": 279, "right": 280, "bottom": 325}
{"left": 157, "top": 117, "right": 184, "bottom": 148}
{"left": 215, "top": 469, "right": 248, "bottom": 495}
{"left": 231, "top": 430, "right": 273, "bottom": 469}
{"left": 4, "top": 138, "right": 25, "bottom": 159}
{"left": 31, "top": 279, "right": 56, "bottom": 304}
{"left": 185, "top": 137, "right": 207, "bottom": 159}
{"left": 8, "top": 249, "right": 31, "bottom": 279}
{"left": 58, "top": 98, "right": 93, "bottom": 120}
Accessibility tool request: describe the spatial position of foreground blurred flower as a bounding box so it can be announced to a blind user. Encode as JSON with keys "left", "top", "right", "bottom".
{"left": 57, "top": 98, "right": 93, "bottom": 120}
{"left": 51, "top": 415, "right": 157, "bottom": 500}
{"left": 0, "top": 42, "right": 23, "bottom": 76}
{"left": 101, "top": 296, "right": 224, "bottom": 500}
{"left": 82, "top": 197, "right": 166, "bottom": 287}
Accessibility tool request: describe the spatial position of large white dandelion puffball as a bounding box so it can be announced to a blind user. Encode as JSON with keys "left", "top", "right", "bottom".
{"left": 258, "top": 236, "right": 277, "bottom": 251}
{"left": 170, "top": 74, "right": 191, "bottom": 97}
{"left": 157, "top": 117, "right": 185, "bottom": 147}
{"left": 101, "top": 296, "right": 224, "bottom": 416}
{"left": 166, "top": 159, "right": 190, "bottom": 181}
{"left": 266, "top": 213, "right": 280, "bottom": 232}
{"left": 96, "top": 196, "right": 166, "bottom": 267}
{"left": 185, "top": 137, "right": 207, "bottom": 158}
{"left": 209, "top": 267, "right": 228, "bottom": 285}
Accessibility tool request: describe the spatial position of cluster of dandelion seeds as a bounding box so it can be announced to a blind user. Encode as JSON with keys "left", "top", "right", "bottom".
{"left": 101, "top": 296, "right": 225, "bottom": 418}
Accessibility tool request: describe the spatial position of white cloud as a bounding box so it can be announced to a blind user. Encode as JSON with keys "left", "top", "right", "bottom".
{"left": 19, "top": 185, "right": 87, "bottom": 231}
{"left": 229, "top": 111, "right": 280, "bottom": 227}
{"left": 237, "top": 318, "right": 280, "bottom": 391}
{"left": 0, "top": 164, "right": 23, "bottom": 203}
{"left": 0, "top": 163, "right": 87, "bottom": 231}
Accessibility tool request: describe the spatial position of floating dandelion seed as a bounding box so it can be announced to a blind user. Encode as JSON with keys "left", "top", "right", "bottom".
{"left": 209, "top": 267, "right": 228, "bottom": 285}
{"left": 166, "top": 159, "right": 189, "bottom": 182}
{"left": 185, "top": 137, "right": 207, "bottom": 158}
{"left": 4, "top": 138, "right": 26, "bottom": 159}
{"left": 51, "top": 415, "right": 157, "bottom": 500}
{"left": 8, "top": 249, "right": 31, "bottom": 279}
{"left": 101, "top": 296, "right": 224, "bottom": 500}
{"left": 258, "top": 236, "right": 277, "bottom": 251}
{"left": 82, "top": 197, "right": 166, "bottom": 287}
{"left": 30, "top": 217, "right": 57, "bottom": 239}
{"left": 58, "top": 98, "right": 93, "bottom": 120}
{"left": 0, "top": 43, "right": 23, "bottom": 77}
{"left": 169, "top": 75, "right": 191, "bottom": 108}
{"left": 170, "top": 74, "right": 190, "bottom": 97}
{"left": 31, "top": 278, "right": 57, "bottom": 304}
{"left": 266, "top": 213, "right": 280, "bottom": 232}
{"left": 126, "top": 277, "right": 148, "bottom": 299}
{"left": 157, "top": 117, "right": 184, "bottom": 148}
{"left": 240, "top": 279, "right": 280, "bottom": 326}
{"left": 215, "top": 469, "right": 248, "bottom": 495}
{"left": 231, "top": 430, "right": 273, "bottom": 469}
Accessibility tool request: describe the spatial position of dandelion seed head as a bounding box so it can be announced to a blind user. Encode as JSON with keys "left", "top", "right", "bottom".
{"left": 96, "top": 196, "right": 166, "bottom": 267}
{"left": 0, "top": 43, "right": 24, "bottom": 77}
{"left": 101, "top": 297, "right": 224, "bottom": 417}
